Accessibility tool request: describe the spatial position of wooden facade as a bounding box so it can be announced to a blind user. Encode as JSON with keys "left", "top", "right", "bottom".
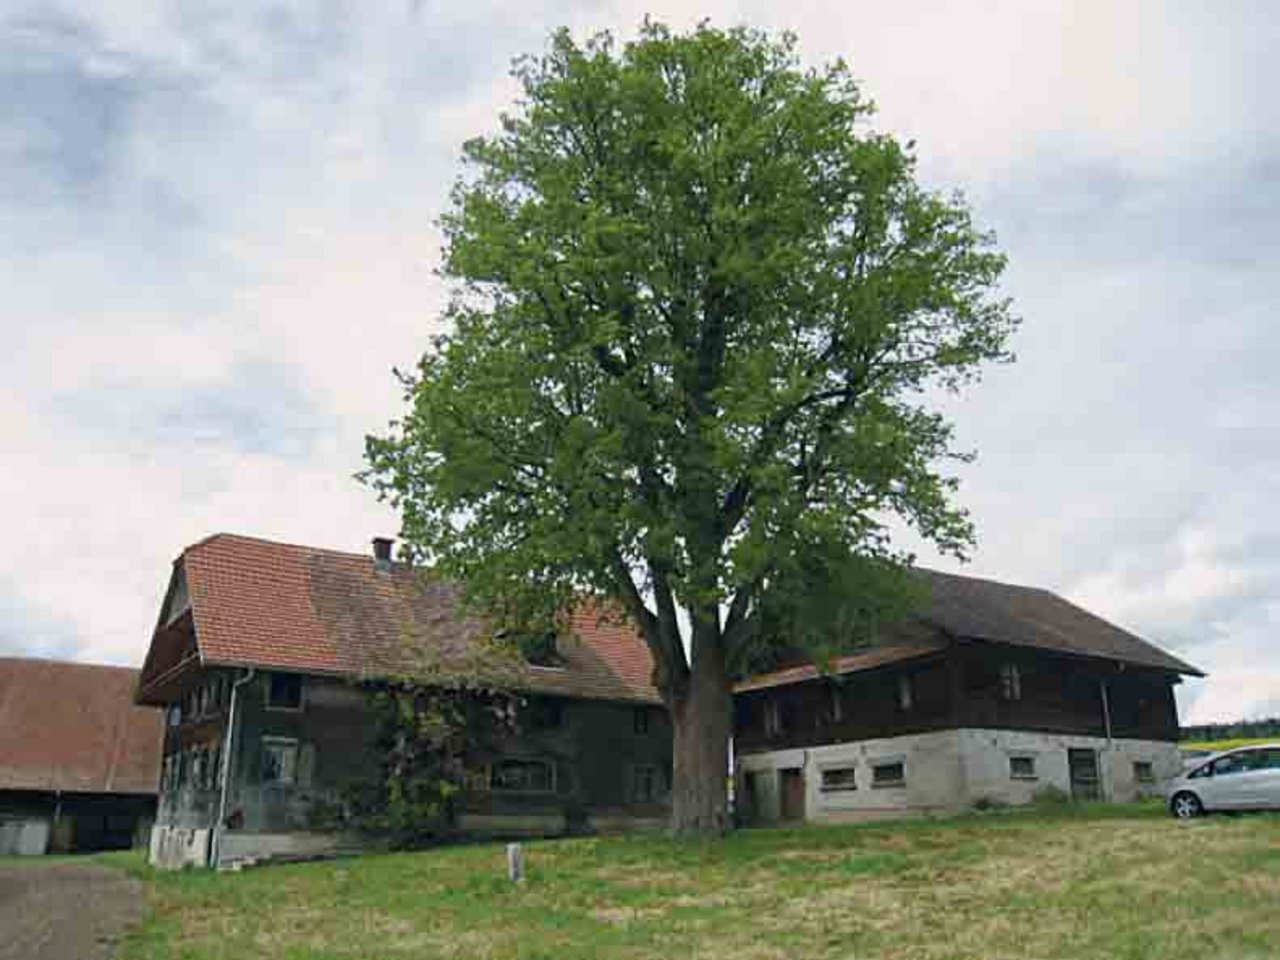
{"left": 735, "top": 641, "right": 1181, "bottom": 758}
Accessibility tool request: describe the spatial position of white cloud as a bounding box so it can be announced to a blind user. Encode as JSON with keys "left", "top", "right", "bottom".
{"left": 0, "top": 2, "right": 1276, "bottom": 722}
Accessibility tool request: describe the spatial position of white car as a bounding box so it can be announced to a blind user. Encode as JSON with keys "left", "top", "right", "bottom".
{"left": 1166, "top": 743, "right": 1280, "bottom": 819}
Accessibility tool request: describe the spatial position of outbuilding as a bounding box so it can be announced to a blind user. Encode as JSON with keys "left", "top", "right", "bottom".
{"left": 0, "top": 658, "right": 162, "bottom": 855}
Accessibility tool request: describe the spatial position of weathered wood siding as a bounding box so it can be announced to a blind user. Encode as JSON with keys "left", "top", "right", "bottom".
{"left": 735, "top": 642, "right": 1181, "bottom": 756}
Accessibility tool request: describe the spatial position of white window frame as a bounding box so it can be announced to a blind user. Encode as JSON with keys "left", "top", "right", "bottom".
{"left": 261, "top": 736, "right": 300, "bottom": 786}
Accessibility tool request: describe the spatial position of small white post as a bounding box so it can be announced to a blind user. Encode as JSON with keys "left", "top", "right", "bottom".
{"left": 506, "top": 842, "right": 524, "bottom": 883}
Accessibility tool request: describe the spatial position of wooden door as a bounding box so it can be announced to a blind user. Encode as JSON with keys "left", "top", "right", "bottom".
{"left": 1068, "top": 749, "right": 1100, "bottom": 801}
{"left": 779, "top": 768, "right": 805, "bottom": 821}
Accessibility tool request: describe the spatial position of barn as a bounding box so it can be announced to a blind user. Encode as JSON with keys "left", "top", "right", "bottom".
{"left": 0, "top": 658, "right": 163, "bottom": 855}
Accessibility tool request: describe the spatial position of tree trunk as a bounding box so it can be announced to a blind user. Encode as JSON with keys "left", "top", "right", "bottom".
{"left": 668, "top": 632, "right": 732, "bottom": 835}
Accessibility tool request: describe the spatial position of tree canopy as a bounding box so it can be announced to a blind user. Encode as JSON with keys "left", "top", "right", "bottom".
{"left": 365, "top": 22, "right": 1017, "bottom": 831}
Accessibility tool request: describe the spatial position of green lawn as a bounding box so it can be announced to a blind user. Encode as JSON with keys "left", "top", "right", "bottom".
{"left": 115, "top": 806, "right": 1280, "bottom": 960}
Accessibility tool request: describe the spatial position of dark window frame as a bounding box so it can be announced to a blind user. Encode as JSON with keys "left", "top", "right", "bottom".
{"left": 490, "top": 757, "right": 556, "bottom": 794}
{"left": 872, "top": 761, "right": 906, "bottom": 788}
{"left": 820, "top": 766, "right": 858, "bottom": 793}
{"left": 265, "top": 672, "right": 304, "bottom": 712}
{"left": 1009, "top": 755, "right": 1037, "bottom": 780}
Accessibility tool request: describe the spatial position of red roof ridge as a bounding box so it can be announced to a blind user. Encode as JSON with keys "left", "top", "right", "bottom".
{"left": 184, "top": 531, "right": 388, "bottom": 563}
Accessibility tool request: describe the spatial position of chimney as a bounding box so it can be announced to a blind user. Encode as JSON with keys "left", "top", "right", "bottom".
{"left": 372, "top": 537, "right": 395, "bottom": 572}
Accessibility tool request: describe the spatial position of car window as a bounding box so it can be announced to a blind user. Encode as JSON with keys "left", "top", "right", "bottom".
{"left": 1212, "top": 754, "right": 1249, "bottom": 776}
{"left": 1257, "top": 748, "right": 1280, "bottom": 771}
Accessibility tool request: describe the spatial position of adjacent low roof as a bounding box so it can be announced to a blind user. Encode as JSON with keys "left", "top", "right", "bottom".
{"left": 149, "top": 533, "right": 661, "bottom": 705}
{"left": 918, "top": 569, "right": 1203, "bottom": 676}
{"left": 0, "top": 658, "right": 163, "bottom": 795}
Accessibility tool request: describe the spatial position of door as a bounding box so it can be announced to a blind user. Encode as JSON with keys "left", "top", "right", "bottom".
{"left": 1254, "top": 748, "right": 1280, "bottom": 809}
{"left": 1068, "top": 749, "right": 1101, "bottom": 801}
{"left": 1198, "top": 750, "right": 1255, "bottom": 810}
{"left": 779, "top": 768, "right": 805, "bottom": 821}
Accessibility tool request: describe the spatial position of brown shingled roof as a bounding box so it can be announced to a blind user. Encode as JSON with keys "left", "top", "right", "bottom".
{"left": 735, "top": 568, "right": 1202, "bottom": 692}
{"left": 917, "top": 569, "right": 1203, "bottom": 676}
{"left": 0, "top": 659, "right": 162, "bottom": 795}
{"left": 167, "top": 533, "right": 661, "bottom": 704}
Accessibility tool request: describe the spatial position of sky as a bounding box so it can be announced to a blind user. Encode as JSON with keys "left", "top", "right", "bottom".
{"left": 1, "top": 1, "right": 1276, "bottom": 724}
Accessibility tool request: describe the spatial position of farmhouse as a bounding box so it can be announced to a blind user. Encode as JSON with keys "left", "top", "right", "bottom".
{"left": 135, "top": 533, "right": 670, "bottom": 869}
{"left": 0, "top": 658, "right": 162, "bottom": 855}
{"left": 734, "top": 570, "right": 1203, "bottom": 823}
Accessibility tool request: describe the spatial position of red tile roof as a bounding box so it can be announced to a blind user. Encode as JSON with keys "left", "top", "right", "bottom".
{"left": 0, "top": 658, "right": 162, "bottom": 795}
{"left": 169, "top": 533, "right": 661, "bottom": 704}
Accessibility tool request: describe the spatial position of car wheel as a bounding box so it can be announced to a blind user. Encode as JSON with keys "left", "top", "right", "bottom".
{"left": 1171, "top": 791, "right": 1203, "bottom": 820}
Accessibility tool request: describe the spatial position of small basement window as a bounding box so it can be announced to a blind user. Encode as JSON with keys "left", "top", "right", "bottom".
{"left": 820, "top": 767, "right": 858, "bottom": 793}
{"left": 872, "top": 761, "right": 906, "bottom": 788}
{"left": 266, "top": 672, "right": 304, "bottom": 710}
{"left": 490, "top": 758, "right": 555, "bottom": 793}
{"left": 1134, "top": 761, "right": 1155, "bottom": 784}
{"left": 1009, "top": 756, "right": 1037, "bottom": 780}
{"left": 261, "top": 737, "right": 299, "bottom": 786}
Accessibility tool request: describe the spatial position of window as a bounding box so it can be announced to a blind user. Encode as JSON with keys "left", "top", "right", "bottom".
{"left": 633, "top": 707, "right": 650, "bottom": 735}
{"left": 820, "top": 767, "right": 858, "bottom": 793}
{"left": 491, "top": 758, "right": 555, "bottom": 793}
{"left": 896, "top": 674, "right": 915, "bottom": 712}
{"left": 1009, "top": 756, "right": 1037, "bottom": 780}
{"left": 1000, "top": 663, "right": 1022, "bottom": 701}
{"left": 872, "top": 761, "right": 906, "bottom": 788}
{"left": 167, "top": 705, "right": 181, "bottom": 728}
{"left": 266, "top": 672, "right": 304, "bottom": 711}
{"left": 1211, "top": 752, "right": 1251, "bottom": 777}
{"left": 763, "top": 699, "right": 784, "bottom": 737}
{"left": 261, "top": 737, "right": 299, "bottom": 786}
{"left": 827, "top": 685, "right": 845, "bottom": 724}
{"left": 527, "top": 698, "right": 564, "bottom": 729}
{"left": 1134, "top": 761, "right": 1155, "bottom": 784}
{"left": 630, "top": 765, "right": 662, "bottom": 802}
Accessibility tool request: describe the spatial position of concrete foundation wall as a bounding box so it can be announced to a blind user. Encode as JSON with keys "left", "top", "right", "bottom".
{"left": 150, "top": 824, "right": 211, "bottom": 869}
{"left": 738, "top": 728, "right": 1182, "bottom": 823}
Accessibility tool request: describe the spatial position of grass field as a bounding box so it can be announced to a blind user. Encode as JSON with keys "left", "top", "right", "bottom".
{"left": 1182, "top": 737, "right": 1277, "bottom": 752}
{"left": 114, "top": 806, "right": 1280, "bottom": 960}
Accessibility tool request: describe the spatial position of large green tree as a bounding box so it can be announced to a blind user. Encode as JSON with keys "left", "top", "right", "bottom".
{"left": 365, "top": 23, "right": 1016, "bottom": 834}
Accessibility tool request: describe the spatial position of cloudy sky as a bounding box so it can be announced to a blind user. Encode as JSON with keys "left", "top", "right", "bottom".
{"left": 2, "top": 1, "right": 1275, "bottom": 724}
